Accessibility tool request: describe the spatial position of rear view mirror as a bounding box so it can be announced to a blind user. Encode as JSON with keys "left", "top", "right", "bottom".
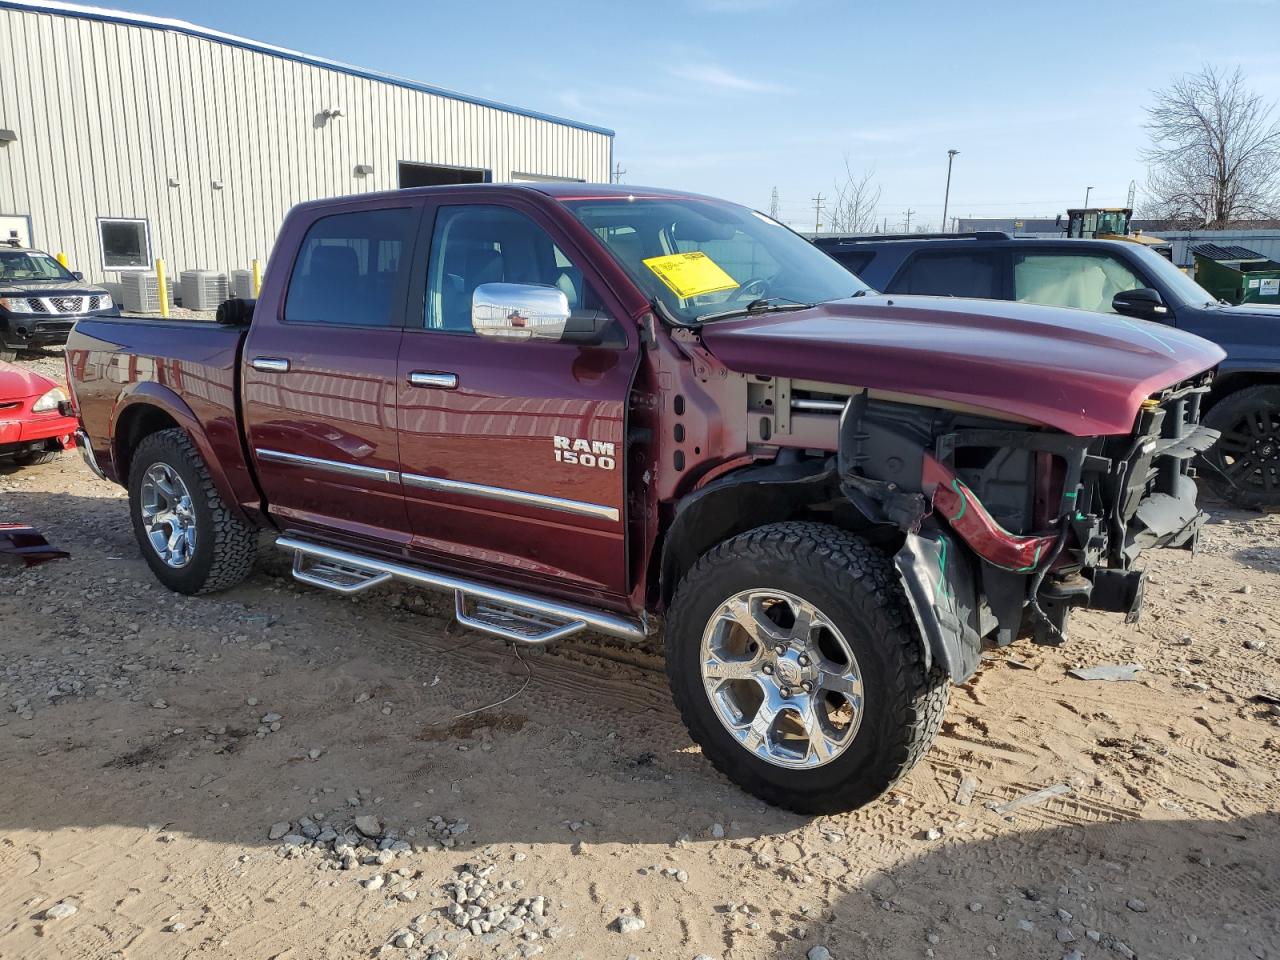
{"left": 472, "top": 282, "right": 571, "bottom": 342}
{"left": 1112, "top": 287, "right": 1168, "bottom": 319}
{"left": 73, "top": 271, "right": 84, "bottom": 280}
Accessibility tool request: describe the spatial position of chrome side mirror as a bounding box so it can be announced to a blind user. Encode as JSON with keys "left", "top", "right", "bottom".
{"left": 472, "top": 282, "right": 570, "bottom": 342}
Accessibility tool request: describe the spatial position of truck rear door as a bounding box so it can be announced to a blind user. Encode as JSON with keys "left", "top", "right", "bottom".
{"left": 394, "top": 197, "right": 637, "bottom": 602}
{"left": 241, "top": 198, "right": 420, "bottom": 546}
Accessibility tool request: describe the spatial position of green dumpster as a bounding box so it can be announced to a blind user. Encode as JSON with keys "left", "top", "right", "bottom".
{"left": 1192, "top": 243, "right": 1280, "bottom": 306}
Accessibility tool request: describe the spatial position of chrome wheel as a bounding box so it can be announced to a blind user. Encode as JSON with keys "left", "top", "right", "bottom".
{"left": 699, "top": 588, "right": 864, "bottom": 769}
{"left": 139, "top": 462, "right": 197, "bottom": 568}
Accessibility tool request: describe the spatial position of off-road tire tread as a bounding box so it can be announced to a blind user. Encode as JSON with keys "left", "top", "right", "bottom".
{"left": 130, "top": 428, "right": 257, "bottom": 594}
{"left": 666, "top": 521, "right": 948, "bottom": 814}
{"left": 1202, "top": 384, "right": 1280, "bottom": 510}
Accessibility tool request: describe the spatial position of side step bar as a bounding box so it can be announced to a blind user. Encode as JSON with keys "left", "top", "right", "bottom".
{"left": 278, "top": 536, "right": 647, "bottom": 646}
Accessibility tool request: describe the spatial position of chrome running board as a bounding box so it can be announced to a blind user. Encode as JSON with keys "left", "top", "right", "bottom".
{"left": 278, "top": 536, "right": 646, "bottom": 645}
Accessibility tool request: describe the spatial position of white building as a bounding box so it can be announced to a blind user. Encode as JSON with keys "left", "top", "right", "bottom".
{"left": 0, "top": 0, "right": 613, "bottom": 288}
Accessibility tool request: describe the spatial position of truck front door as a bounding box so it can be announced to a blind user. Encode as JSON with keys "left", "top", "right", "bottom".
{"left": 242, "top": 200, "right": 419, "bottom": 547}
{"left": 395, "top": 199, "right": 638, "bottom": 604}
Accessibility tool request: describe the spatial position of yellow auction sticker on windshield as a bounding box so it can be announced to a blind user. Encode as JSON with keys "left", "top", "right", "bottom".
{"left": 642, "top": 252, "right": 739, "bottom": 299}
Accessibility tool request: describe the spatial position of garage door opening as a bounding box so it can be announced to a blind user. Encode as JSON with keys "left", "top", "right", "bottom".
{"left": 398, "top": 162, "right": 490, "bottom": 188}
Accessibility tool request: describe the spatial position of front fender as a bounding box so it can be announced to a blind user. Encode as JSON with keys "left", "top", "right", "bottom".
{"left": 111, "top": 382, "right": 258, "bottom": 525}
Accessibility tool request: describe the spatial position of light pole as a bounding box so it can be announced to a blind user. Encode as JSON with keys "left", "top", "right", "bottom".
{"left": 1083, "top": 185, "right": 1093, "bottom": 208}
{"left": 941, "top": 149, "right": 959, "bottom": 235}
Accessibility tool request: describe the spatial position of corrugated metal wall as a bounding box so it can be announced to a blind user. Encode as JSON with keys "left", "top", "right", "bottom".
{"left": 0, "top": 5, "right": 612, "bottom": 285}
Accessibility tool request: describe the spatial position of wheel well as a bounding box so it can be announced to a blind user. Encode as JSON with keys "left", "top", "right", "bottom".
{"left": 113, "top": 404, "right": 179, "bottom": 483}
{"left": 655, "top": 460, "right": 884, "bottom": 608}
{"left": 1207, "top": 371, "right": 1280, "bottom": 411}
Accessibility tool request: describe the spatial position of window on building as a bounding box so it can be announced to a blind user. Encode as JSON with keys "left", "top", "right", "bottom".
{"left": 886, "top": 251, "right": 1004, "bottom": 299}
{"left": 1013, "top": 252, "right": 1147, "bottom": 314}
{"left": 98, "top": 218, "right": 151, "bottom": 270}
{"left": 284, "top": 207, "right": 414, "bottom": 327}
{"left": 424, "top": 204, "right": 609, "bottom": 334}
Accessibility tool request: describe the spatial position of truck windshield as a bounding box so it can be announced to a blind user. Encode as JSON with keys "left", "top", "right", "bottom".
{"left": 564, "top": 196, "right": 869, "bottom": 324}
{"left": 1128, "top": 245, "right": 1219, "bottom": 308}
{"left": 0, "top": 250, "right": 75, "bottom": 282}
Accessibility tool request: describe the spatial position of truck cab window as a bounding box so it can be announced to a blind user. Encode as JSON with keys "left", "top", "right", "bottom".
{"left": 424, "top": 204, "right": 607, "bottom": 334}
{"left": 886, "top": 251, "right": 1002, "bottom": 299}
{"left": 1013, "top": 252, "right": 1145, "bottom": 314}
{"left": 284, "top": 208, "right": 413, "bottom": 326}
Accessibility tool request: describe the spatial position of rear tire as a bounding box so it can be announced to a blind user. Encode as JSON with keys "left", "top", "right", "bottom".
{"left": 665, "top": 521, "right": 948, "bottom": 814}
{"left": 1202, "top": 385, "right": 1280, "bottom": 510}
{"left": 128, "top": 428, "right": 257, "bottom": 594}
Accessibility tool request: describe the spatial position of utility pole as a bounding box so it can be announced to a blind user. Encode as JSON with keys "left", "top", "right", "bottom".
{"left": 769, "top": 186, "right": 779, "bottom": 220}
{"left": 1083, "top": 185, "right": 1093, "bottom": 208}
{"left": 941, "top": 149, "right": 959, "bottom": 236}
{"left": 903, "top": 208, "right": 916, "bottom": 232}
{"left": 611, "top": 162, "right": 627, "bottom": 184}
{"left": 812, "top": 193, "right": 824, "bottom": 233}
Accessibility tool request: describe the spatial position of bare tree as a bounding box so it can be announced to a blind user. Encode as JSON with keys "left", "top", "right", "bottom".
{"left": 1142, "top": 65, "right": 1280, "bottom": 227}
{"left": 826, "top": 158, "right": 882, "bottom": 234}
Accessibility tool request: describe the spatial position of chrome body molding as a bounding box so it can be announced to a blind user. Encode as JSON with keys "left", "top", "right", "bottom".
{"left": 75, "top": 429, "right": 108, "bottom": 480}
{"left": 253, "top": 448, "right": 620, "bottom": 521}
{"left": 279, "top": 536, "right": 646, "bottom": 644}
{"left": 401, "top": 472, "right": 620, "bottom": 522}
{"left": 254, "top": 448, "right": 398, "bottom": 483}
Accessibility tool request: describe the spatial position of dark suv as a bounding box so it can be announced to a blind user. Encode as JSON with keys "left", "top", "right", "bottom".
{"left": 0, "top": 244, "right": 120, "bottom": 359}
{"left": 814, "top": 233, "right": 1280, "bottom": 509}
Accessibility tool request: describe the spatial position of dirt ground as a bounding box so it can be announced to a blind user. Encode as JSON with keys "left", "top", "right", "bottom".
{"left": 1, "top": 347, "right": 1277, "bottom": 960}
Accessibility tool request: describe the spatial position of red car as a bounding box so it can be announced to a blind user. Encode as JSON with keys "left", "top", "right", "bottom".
{"left": 0, "top": 360, "right": 77, "bottom": 466}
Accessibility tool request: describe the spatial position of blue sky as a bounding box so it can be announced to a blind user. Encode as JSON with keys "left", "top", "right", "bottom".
{"left": 121, "top": 0, "right": 1280, "bottom": 230}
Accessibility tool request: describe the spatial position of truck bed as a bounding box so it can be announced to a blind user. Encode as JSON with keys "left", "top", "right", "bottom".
{"left": 66, "top": 315, "right": 258, "bottom": 508}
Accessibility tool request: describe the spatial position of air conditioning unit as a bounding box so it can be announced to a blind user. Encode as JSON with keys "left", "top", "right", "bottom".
{"left": 120, "top": 272, "right": 174, "bottom": 314}
{"left": 180, "top": 269, "right": 230, "bottom": 311}
{"left": 230, "top": 269, "right": 254, "bottom": 299}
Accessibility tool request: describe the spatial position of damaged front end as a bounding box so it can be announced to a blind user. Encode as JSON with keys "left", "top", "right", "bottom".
{"left": 837, "top": 374, "right": 1218, "bottom": 683}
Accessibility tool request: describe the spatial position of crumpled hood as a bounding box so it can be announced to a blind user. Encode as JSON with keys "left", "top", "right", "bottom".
{"left": 0, "top": 360, "right": 58, "bottom": 401}
{"left": 701, "top": 295, "right": 1226, "bottom": 436}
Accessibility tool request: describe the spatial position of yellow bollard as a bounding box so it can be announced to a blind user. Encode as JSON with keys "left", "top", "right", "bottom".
{"left": 55, "top": 251, "right": 69, "bottom": 269}
{"left": 155, "top": 258, "right": 170, "bottom": 318}
{"left": 251, "top": 258, "right": 262, "bottom": 298}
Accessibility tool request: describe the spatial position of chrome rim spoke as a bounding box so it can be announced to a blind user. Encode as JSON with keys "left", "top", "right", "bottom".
{"left": 140, "top": 463, "right": 196, "bottom": 569}
{"left": 699, "top": 587, "right": 864, "bottom": 769}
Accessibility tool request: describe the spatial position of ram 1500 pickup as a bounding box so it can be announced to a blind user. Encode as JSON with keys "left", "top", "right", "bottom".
{"left": 66, "top": 184, "right": 1225, "bottom": 813}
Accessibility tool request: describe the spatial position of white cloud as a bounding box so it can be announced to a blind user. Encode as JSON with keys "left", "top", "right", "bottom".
{"left": 665, "top": 63, "right": 786, "bottom": 93}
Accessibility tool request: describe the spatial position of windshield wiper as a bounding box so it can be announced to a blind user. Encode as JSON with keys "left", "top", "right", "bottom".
{"left": 696, "top": 297, "right": 814, "bottom": 324}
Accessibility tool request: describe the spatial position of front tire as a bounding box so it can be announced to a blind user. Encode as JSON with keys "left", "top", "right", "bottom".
{"left": 128, "top": 428, "right": 257, "bottom": 594}
{"left": 13, "top": 449, "right": 60, "bottom": 466}
{"left": 1202, "top": 385, "right": 1280, "bottom": 510}
{"left": 665, "top": 522, "right": 948, "bottom": 814}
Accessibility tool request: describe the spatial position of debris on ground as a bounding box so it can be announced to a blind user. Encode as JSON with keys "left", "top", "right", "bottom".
{"left": 1067, "top": 663, "right": 1143, "bottom": 682}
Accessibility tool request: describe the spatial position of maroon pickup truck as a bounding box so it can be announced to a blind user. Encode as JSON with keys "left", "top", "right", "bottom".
{"left": 66, "top": 184, "right": 1224, "bottom": 812}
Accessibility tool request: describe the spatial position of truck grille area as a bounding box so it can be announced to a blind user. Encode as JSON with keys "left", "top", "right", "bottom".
{"left": 21, "top": 295, "right": 104, "bottom": 314}
{"left": 1089, "top": 372, "right": 1218, "bottom": 567}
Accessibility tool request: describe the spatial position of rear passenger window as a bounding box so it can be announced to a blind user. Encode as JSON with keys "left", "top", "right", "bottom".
{"left": 285, "top": 208, "right": 413, "bottom": 326}
{"left": 886, "top": 251, "right": 1003, "bottom": 299}
{"left": 830, "top": 251, "right": 875, "bottom": 277}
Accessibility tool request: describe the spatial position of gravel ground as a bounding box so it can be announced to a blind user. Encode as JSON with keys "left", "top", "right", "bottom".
{"left": 0, "top": 349, "right": 1277, "bottom": 960}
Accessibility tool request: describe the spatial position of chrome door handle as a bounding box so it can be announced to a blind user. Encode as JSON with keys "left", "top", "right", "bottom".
{"left": 251, "top": 357, "right": 290, "bottom": 373}
{"left": 408, "top": 371, "right": 459, "bottom": 389}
